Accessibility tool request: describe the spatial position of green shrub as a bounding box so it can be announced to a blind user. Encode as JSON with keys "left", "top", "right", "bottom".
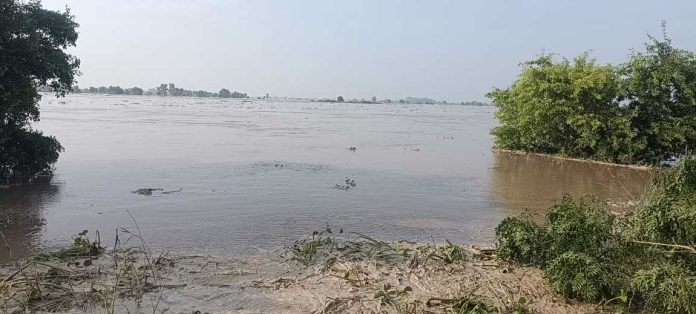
{"left": 630, "top": 263, "right": 696, "bottom": 313}
{"left": 488, "top": 26, "right": 696, "bottom": 165}
{"left": 495, "top": 216, "right": 549, "bottom": 266}
{"left": 626, "top": 155, "right": 696, "bottom": 246}
{"left": 545, "top": 195, "right": 614, "bottom": 256}
{"left": 495, "top": 157, "right": 696, "bottom": 311}
{"left": 544, "top": 252, "right": 616, "bottom": 301}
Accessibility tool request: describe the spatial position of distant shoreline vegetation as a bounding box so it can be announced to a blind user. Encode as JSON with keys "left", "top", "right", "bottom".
{"left": 313, "top": 95, "right": 489, "bottom": 106}
{"left": 42, "top": 85, "right": 490, "bottom": 106}
{"left": 39, "top": 83, "right": 250, "bottom": 98}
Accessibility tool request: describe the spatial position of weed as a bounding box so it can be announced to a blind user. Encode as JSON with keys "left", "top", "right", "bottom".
{"left": 629, "top": 263, "right": 696, "bottom": 313}
{"left": 495, "top": 217, "right": 549, "bottom": 266}
{"left": 544, "top": 252, "right": 615, "bottom": 301}
{"left": 374, "top": 284, "right": 412, "bottom": 311}
{"left": 426, "top": 240, "right": 469, "bottom": 264}
{"left": 288, "top": 225, "right": 334, "bottom": 265}
{"left": 33, "top": 229, "right": 103, "bottom": 261}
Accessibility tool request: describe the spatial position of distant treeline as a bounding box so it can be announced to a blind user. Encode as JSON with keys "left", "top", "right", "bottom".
{"left": 315, "top": 95, "right": 489, "bottom": 105}
{"left": 41, "top": 83, "right": 249, "bottom": 98}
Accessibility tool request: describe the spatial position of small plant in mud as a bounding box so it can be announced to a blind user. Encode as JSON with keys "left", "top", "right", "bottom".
{"left": 334, "top": 177, "right": 357, "bottom": 190}
{"left": 426, "top": 239, "right": 469, "bottom": 264}
{"left": 348, "top": 146, "right": 357, "bottom": 152}
{"left": 287, "top": 225, "right": 335, "bottom": 265}
{"left": 374, "top": 284, "right": 412, "bottom": 311}
{"left": 33, "top": 229, "right": 103, "bottom": 261}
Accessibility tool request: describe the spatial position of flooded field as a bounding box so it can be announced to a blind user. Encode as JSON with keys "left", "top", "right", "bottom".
{"left": 0, "top": 95, "right": 652, "bottom": 262}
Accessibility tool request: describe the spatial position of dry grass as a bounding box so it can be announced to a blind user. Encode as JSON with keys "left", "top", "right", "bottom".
{"left": 0, "top": 212, "right": 173, "bottom": 313}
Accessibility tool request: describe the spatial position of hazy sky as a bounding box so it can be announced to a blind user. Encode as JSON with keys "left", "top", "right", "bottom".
{"left": 43, "top": 0, "right": 696, "bottom": 101}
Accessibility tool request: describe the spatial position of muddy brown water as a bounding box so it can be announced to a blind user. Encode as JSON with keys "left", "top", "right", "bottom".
{"left": 0, "top": 95, "right": 652, "bottom": 262}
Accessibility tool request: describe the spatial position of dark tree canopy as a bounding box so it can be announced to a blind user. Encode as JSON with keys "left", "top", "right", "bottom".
{"left": 0, "top": 0, "right": 80, "bottom": 184}
{"left": 219, "top": 88, "right": 231, "bottom": 98}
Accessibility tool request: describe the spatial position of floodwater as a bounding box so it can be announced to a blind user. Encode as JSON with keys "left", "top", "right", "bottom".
{"left": 0, "top": 95, "right": 652, "bottom": 262}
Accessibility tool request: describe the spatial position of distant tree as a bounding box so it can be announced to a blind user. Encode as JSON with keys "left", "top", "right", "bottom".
{"left": 219, "top": 88, "right": 231, "bottom": 98}
{"left": 231, "top": 91, "right": 247, "bottom": 98}
{"left": 337, "top": 96, "right": 344, "bottom": 102}
{"left": 0, "top": 0, "right": 79, "bottom": 184}
{"left": 129, "top": 87, "right": 143, "bottom": 95}
{"left": 371, "top": 96, "right": 377, "bottom": 102}
{"left": 156, "top": 84, "right": 167, "bottom": 96}
{"left": 107, "top": 86, "right": 123, "bottom": 94}
{"left": 72, "top": 85, "right": 81, "bottom": 93}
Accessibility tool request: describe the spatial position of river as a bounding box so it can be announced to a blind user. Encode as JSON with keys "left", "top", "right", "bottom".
{"left": 0, "top": 95, "right": 652, "bottom": 262}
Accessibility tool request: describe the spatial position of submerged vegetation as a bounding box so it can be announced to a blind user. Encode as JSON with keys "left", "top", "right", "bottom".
{"left": 495, "top": 156, "right": 696, "bottom": 313}
{"left": 489, "top": 24, "right": 696, "bottom": 166}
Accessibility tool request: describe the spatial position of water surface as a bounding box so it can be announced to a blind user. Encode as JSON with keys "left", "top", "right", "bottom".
{"left": 0, "top": 95, "right": 652, "bottom": 262}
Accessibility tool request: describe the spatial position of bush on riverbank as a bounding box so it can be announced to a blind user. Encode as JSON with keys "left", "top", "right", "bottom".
{"left": 495, "top": 156, "right": 696, "bottom": 313}
{"left": 488, "top": 24, "right": 696, "bottom": 165}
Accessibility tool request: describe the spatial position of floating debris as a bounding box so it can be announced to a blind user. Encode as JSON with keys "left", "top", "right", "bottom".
{"left": 334, "top": 178, "right": 357, "bottom": 190}
{"left": 132, "top": 188, "right": 163, "bottom": 196}
{"left": 132, "top": 188, "right": 182, "bottom": 196}
{"left": 162, "top": 188, "right": 183, "bottom": 194}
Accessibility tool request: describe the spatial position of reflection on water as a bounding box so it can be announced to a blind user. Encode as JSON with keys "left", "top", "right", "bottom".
{"left": 0, "top": 95, "right": 654, "bottom": 262}
{"left": 489, "top": 152, "right": 653, "bottom": 215}
{"left": 0, "top": 179, "right": 62, "bottom": 263}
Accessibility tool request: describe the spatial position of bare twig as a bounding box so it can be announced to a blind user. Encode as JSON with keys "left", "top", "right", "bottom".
{"left": 630, "top": 240, "right": 696, "bottom": 253}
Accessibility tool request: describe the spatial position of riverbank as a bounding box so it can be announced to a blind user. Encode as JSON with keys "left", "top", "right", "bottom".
{"left": 1, "top": 233, "right": 605, "bottom": 313}
{"left": 493, "top": 149, "right": 659, "bottom": 171}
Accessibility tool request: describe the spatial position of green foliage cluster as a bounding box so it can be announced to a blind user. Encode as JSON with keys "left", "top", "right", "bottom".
{"left": 287, "top": 225, "right": 334, "bottom": 265}
{"left": 0, "top": 0, "right": 79, "bottom": 184}
{"left": 495, "top": 156, "right": 696, "bottom": 312}
{"left": 489, "top": 24, "right": 696, "bottom": 165}
{"left": 33, "top": 230, "right": 102, "bottom": 261}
